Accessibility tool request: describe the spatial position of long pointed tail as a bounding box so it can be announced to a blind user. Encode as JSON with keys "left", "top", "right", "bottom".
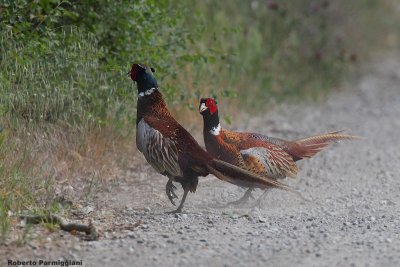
{"left": 206, "top": 159, "right": 296, "bottom": 193}
{"left": 295, "top": 130, "right": 363, "bottom": 159}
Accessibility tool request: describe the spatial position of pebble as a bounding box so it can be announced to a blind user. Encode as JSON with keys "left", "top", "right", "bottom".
{"left": 258, "top": 217, "right": 267, "bottom": 223}
{"left": 127, "top": 232, "right": 136, "bottom": 239}
{"left": 81, "top": 206, "right": 94, "bottom": 215}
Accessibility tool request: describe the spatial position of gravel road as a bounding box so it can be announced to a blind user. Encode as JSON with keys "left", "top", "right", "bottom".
{"left": 3, "top": 56, "right": 400, "bottom": 267}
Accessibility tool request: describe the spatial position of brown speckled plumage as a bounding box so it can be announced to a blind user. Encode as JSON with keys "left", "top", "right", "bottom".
{"left": 199, "top": 97, "right": 361, "bottom": 191}
{"left": 131, "top": 64, "right": 292, "bottom": 212}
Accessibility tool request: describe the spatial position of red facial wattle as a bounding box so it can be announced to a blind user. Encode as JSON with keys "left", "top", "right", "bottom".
{"left": 130, "top": 64, "right": 139, "bottom": 81}
{"left": 206, "top": 98, "right": 217, "bottom": 115}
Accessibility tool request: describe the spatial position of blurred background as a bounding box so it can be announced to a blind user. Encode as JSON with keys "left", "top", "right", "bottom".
{"left": 0, "top": 0, "right": 399, "bottom": 240}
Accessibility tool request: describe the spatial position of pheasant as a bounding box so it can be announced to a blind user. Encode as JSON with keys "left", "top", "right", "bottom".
{"left": 129, "top": 64, "right": 294, "bottom": 213}
{"left": 199, "top": 97, "right": 360, "bottom": 204}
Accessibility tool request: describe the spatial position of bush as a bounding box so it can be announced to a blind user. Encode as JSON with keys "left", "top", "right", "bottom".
{"left": 0, "top": 0, "right": 196, "bottom": 127}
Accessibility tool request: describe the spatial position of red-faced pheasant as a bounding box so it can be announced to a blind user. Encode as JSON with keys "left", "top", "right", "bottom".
{"left": 130, "top": 64, "right": 294, "bottom": 213}
{"left": 199, "top": 97, "right": 360, "bottom": 204}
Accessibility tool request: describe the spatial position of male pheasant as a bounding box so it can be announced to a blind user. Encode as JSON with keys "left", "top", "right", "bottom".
{"left": 199, "top": 97, "right": 360, "bottom": 204}
{"left": 130, "top": 64, "right": 293, "bottom": 212}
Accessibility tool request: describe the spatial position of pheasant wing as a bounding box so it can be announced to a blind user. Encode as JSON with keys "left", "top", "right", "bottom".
{"left": 240, "top": 144, "right": 298, "bottom": 179}
{"left": 136, "top": 118, "right": 183, "bottom": 177}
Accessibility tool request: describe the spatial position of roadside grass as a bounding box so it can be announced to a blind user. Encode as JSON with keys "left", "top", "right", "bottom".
{"left": 0, "top": 123, "right": 133, "bottom": 244}
{"left": 0, "top": 128, "right": 49, "bottom": 243}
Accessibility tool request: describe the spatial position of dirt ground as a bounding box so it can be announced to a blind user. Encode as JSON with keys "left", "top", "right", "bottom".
{"left": 1, "top": 55, "right": 400, "bottom": 267}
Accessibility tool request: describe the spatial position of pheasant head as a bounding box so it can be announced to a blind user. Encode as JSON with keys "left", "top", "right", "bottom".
{"left": 130, "top": 64, "right": 158, "bottom": 96}
{"left": 199, "top": 98, "right": 221, "bottom": 135}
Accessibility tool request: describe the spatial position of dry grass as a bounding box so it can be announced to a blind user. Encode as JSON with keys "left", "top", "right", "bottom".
{"left": 0, "top": 123, "right": 138, "bottom": 243}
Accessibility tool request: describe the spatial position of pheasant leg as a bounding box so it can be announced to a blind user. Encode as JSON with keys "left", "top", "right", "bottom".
{"left": 250, "top": 189, "right": 270, "bottom": 208}
{"left": 167, "top": 188, "right": 189, "bottom": 214}
{"left": 226, "top": 188, "right": 254, "bottom": 206}
{"left": 166, "top": 178, "right": 178, "bottom": 206}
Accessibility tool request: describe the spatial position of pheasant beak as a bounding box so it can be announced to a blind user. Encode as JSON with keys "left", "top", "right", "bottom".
{"left": 199, "top": 103, "right": 208, "bottom": 113}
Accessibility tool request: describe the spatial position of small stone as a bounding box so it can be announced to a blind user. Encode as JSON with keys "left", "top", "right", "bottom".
{"left": 144, "top": 207, "right": 151, "bottom": 212}
{"left": 129, "top": 247, "right": 135, "bottom": 253}
{"left": 104, "top": 232, "right": 112, "bottom": 239}
{"left": 81, "top": 206, "right": 94, "bottom": 215}
{"left": 258, "top": 217, "right": 267, "bottom": 223}
{"left": 127, "top": 232, "right": 136, "bottom": 239}
{"left": 126, "top": 205, "right": 133, "bottom": 211}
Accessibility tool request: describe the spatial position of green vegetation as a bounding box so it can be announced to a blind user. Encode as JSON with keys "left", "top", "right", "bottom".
{"left": 181, "top": 0, "right": 398, "bottom": 107}
{"left": 0, "top": 0, "right": 398, "bottom": 242}
{"left": 0, "top": 0, "right": 194, "bottom": 127}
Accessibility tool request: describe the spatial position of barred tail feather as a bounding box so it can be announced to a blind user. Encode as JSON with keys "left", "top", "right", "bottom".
{"left": 206, "top": 159, "right": 296, "bottom": 193}
{"left": 295, "top": 130, "right": 363, "bottom": 158}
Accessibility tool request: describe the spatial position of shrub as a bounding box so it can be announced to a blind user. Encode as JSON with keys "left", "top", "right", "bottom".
{"left": 0, "top": 0, "right": 196, "bottom": 127}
